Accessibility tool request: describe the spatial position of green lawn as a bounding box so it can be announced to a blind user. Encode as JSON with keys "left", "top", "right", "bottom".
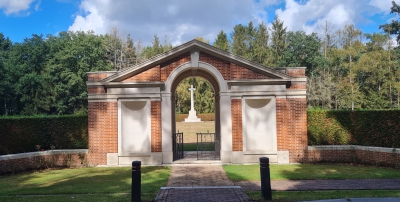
{"left": 223, "top": 164, "right": 400, "bottom": 181}
{"left": 0, "top": 166, "right": 170, "bottom": 202}
{"left": 247, "top": 190, "right": 400, "bottom": 201}
{"left": 225, "top": 164, "right": 400, "bottom": 201}
{"left": 183, "top": 142, "right": 216, "bottom": 151}
{"left": 2, "top": 164, "right": 400, "bottom": 202}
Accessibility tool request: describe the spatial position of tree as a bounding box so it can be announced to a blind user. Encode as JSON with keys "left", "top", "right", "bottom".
{"left": 231, "top": 23, "right": 248, "bottom": 57}
{"left": 175, "top": 77, "right": 214, "bottom": 114}
{"left": 46, "top": 31, "right": 111, "bottom": 114}
{"left": 335, "top": 24, "right": 364, "bottom": 110}
{"left": 213, "top": 30, "right": 230, "bottom": 52}
{"left": 0, "top": 33, "right": 12, "bottom": 115}
{"left": 270, "top": 16, "right": 287, "bottom": 67}
{"left": 380, "top": 1, "right": 400, "bottom": 44}
{"left": 279, "top": 31, "right": 325, "bottom": 73}
{"left": 141, "top": 35, "right": 172, "bottom": 59}
{"left": 195, "top": 36, "right": 210, "bottom": 44}
{"left": 9, "top": 34, "right": 51, "bottom": 115}
{"left": 252, "top": 22, "right": 271, "bottom": 66}
{"left": 104, "top": 28, "right": 138, "bottom": 70}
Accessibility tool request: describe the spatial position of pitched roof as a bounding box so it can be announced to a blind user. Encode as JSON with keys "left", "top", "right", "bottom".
{"left": 102, "top": 39, "right": 292, "bottom": 82}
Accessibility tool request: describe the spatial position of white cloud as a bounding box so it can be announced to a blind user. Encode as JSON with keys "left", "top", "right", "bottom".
{"left": 68, "top": 0, "right": 279, "bottom": 46}
{"left": 68, "top": 0, "right": 396, "bottom": 46}
{"left": 0, "top": 0, "right": 35, "bottom": 15}
{"left": 369, "top": 0, "right": 392, "bottom": 13}
{"left": 274, "top": 0, "right": 395, "bottom": 35}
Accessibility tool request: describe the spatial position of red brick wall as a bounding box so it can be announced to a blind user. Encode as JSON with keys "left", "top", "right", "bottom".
{"left": 88, "top": 102, "right": 118, "bottom": 165}
{"left": 151, "top": 101, "right": 162, "bottom": 152}
{"left": 230, "top": 63, "right": 270, "bottom": 80}
{"left": 88, "top": 87, "right": 106, "bottom": 94}
{"left": 307, "top": 148, "right": 400, "bottom": 168}
{"left": 286, "top": 69, "right": 305, "bottom": 77}
{"left": 276, "top": 98, "right": 308, "bottom": 163}
{"left": 231, "top": 99, "right": 243, "bottom": 151}
{"left": 287, "top": 83, "right": 306, "bottom": 90}
{"left": 0, "top": 152, "right": 87, "bottom": 175}
{"left": 87, "top": 73, "right": 108, "bottom": 81}
{"left": 199, "top": 52, "right": 230, "bottom": 80}
{"left": 122, "top": 65, "right": 161, "bottom": 82}
{"left": 161, "top": 53, "right": 191, "bottom": 81}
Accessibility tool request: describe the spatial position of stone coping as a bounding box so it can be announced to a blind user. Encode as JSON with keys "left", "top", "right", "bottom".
{"left": 243, "top": 151, "right": 277, "bottom": 155}
{"left": 308, "top": 145, "right": 400, "bottom": 154}
{"left": 0, "top": 149, "right": 88, "bottom": 161}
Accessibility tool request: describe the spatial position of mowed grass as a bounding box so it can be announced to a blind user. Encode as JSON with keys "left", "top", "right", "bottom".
{"left": 0, "top": 166, "right": 170, "bottom": 201}
{"left": 176, "top": 121, "right": 215, "bottom": 143}
{"left": 183, "top": 143, "right": 216, "bottom": 151}
{"left": 247, "top": 190, "right": 400, "bottom": 201}
{"left": 223, "top": 164, "right": 400, "bottom": 181}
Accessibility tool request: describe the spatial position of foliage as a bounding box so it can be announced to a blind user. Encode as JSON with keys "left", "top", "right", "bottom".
{"left": 213, "top": 30, "right": 230, "bottom": 51}
{"left": 380, "top": 0, "right": 400, "bottom": 44}
{"left": 270, "top": 15, "right": 287, "bottom": 67}
{"left": 0, "top": 115, "right": 88, "bottom": 155}
{"left": 0, "top": 31, "right": 112, "bottom": 116}
{"left": 307, "top": 109, "right": 400, "bottom": 148}
{"left": 2, "top": 3, "right": 400, "bottom": 116}
{"left": 175, "top": 77, "right": 214, "bottom": 114}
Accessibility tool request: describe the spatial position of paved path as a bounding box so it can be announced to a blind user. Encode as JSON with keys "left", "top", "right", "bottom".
{"left": 155, "top": 165, "right": 251, "bottom": 201}
{"left": 166, "top": 165, "right": 233, "bottom": 187}
{"left": 155, "top": 165, "right": 400, "bottom": 202}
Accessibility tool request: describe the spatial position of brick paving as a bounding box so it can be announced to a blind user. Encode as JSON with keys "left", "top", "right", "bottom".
{"left": 154, "top": 187, "right": 251, "bottom": 202}
{"left": 167, "top": 165, "right": 233, "bottom": 187}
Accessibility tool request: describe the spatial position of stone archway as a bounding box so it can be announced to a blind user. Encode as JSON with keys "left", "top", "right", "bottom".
{"left": 162, "top": 60, "right": 227, "bottom": 163}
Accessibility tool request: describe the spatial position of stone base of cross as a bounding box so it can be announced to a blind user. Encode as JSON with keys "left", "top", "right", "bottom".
{"left": 184, "top": 110, "right": 202, "bottom": 122}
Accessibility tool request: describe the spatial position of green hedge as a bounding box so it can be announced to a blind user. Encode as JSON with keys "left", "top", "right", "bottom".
{"left": 307, "top": 110, "right": 400, "bottom": 148}
{"left": 0, "top": 115, "right": 88, "bottom": 155}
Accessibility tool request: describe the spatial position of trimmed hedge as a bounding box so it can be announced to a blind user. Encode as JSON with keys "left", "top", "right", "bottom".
{"left": 0, "top": 115, "right": 88, "bottom": 155}
{"left": 308, "top": 110, "right": 400, "bottom": 148}
{"left": 175, "top": 113, "right": 215, "bottom": 122}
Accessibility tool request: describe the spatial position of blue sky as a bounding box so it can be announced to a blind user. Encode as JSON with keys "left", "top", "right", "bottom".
{"left": 0, "top": 0, "right": 397, "bottom": 45}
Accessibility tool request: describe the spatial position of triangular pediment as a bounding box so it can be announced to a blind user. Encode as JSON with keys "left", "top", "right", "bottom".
{"left": 102, "top": 39, "right": 292, "bottom": 83}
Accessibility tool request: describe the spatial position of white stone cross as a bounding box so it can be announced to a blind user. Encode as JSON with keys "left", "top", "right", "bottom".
{"left": 184, "top": 85, "right": 201, "bottom": 122}
{"left": 188, "top": 85, "right": 196, "bottom": 111}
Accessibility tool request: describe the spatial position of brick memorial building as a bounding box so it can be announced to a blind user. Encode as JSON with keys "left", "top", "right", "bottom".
{"left": 86, "top": 40, "right": 307, "bottom": 166}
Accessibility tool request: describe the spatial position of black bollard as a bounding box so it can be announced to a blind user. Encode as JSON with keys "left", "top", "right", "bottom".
{"left": 260, "top": 157, "right": 272, "bottom": 200}
{"left": 132, "top": 161, "right": 141, "bottom": 202}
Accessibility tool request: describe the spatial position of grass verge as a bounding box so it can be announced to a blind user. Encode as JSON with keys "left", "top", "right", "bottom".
{"left": 0, "top": 166, "right": 170, "bottom": 201}
{"left": 246, "top": 190, "right": 400, "bottom": 201}
{"left": 223, "top": 164, "right": 400, "bottom": 181}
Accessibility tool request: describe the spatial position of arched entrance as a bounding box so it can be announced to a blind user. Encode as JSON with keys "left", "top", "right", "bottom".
{"left": 163, "top": 61, "right": 227, "bottom": 162}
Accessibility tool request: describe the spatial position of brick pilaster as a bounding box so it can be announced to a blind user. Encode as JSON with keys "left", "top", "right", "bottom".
{"left": 88, "top": 102, "right": 118, "bottom": 165}
{"left": 276, "top": 98, "right": 307, "bottom": 162}
{"left": 151, "top": 101, "right": 162, "bottom": 152}
{"left": 231, "top": 99, "right": 243, "bottom": 151}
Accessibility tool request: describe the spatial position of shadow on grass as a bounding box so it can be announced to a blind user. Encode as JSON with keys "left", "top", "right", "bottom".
{"left": 224, "top": 164, "right": 400, "bottom": 201}
{"left": 0, "top": 166, "right": 170, "bottom": 201}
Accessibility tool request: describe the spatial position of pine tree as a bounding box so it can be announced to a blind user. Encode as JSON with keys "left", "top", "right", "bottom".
{"left": 213, "top": 30, "right": 230, "bottom": 52}
{"left": 270, "top": 16, "right": 287, "bottom": 67}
